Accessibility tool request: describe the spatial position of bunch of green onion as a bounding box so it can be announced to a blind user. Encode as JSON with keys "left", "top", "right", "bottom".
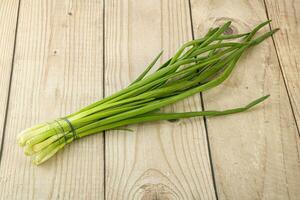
{"left": 17, "top": 21, "right": 278, "bottom": 165}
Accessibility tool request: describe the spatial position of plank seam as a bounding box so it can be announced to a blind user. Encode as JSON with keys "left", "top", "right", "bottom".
{"left": 0, "top": 0, "right": 22, "bottom": 166}
{"left": 263, "top": 0, "right": 300, "bottom": 137}
{"left": 188, "top": 0, "right": 219, "bottom": 199}
{"left": 102, "top": 0, "right": 107, "bottom": 198}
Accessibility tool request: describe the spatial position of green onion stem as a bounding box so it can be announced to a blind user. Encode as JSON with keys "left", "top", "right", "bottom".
{"left": 17, "top": 20, "right": 279, "bottom": 165}
{"left": 78, "top": 95, "right": 269, "bottom": 138}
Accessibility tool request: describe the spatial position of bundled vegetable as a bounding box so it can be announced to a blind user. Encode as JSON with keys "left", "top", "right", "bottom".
{"left": 17, "top": 21, "right": 278, "bottom": 165}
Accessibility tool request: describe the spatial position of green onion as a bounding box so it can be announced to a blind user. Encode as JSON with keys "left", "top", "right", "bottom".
{"left": 17, "top": 21, "right": 278, "bottom": 165}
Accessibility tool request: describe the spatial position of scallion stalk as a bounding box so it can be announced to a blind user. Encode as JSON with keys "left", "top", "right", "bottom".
{"left": 17, "top": 21, "right": 278, "bottom": 165}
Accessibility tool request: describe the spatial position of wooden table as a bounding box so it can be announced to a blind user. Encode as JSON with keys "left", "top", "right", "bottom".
{"left": 0, "top": 0, "right": 299, "bottom": 199}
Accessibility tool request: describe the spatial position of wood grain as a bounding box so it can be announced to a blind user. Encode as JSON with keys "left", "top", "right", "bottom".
{"left": 190, "top": 0, "right": 300, "bottom": 199}
{"left": 264, "top": 0, "right": 300, "bottom": 132}
{"left": 0, "top": 1, "right": 299, "bottom": 199}
{"left": 0, "top": 1, "right": 20, "bottom": 149}
{"left": 0, "top": 0, "right": 104, "bottom": 199}
{"left": 104, "top": 0, "right": 216, "bottom": 199}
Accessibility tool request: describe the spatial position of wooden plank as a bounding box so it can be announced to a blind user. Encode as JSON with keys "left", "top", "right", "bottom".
{"left": 0, "top": 0, "right": 104, "bottom": 199}
{"left": 264, "top": 0, "right": 300, "bottom": 131}
{"left": 190, "top": 0, "right": 300, "bottom": 199}
{"left": 104, "top": 0, "right": 216, "bottom": 199}
{"left": 0, "top": 1, "right": 20, "bottom": 149}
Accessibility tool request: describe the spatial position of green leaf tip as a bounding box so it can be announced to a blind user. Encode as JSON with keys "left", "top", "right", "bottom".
{"left": 246, "top": 94, "right": 270, "bottom": 109}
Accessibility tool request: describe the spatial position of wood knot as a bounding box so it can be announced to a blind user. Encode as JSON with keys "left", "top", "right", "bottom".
{"left": 213, "top": 17, "right": 246, "bottom": 35}
{"left": 68, "top": 12, "right": 72, "bottom": 16}
{"left": 138, "top": 183, "right": 177, "bottom": 200}
{"left": 127, "top": 169, "right": 181, "bottom": 199}
{"left": 224, "top": 26, "right": 235, "bottom": 35}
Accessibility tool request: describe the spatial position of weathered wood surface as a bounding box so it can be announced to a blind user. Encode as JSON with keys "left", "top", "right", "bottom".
{"left": 0, "top": 0, "right": 299, "bottom": 199}
{"left": 0, "top": 0, "right": 104, "bottom": 199}
{"left": 104, "top": 0, "right": 215, "bottom": 199}
{"left": 264, "top": 0, "right": 300, "bottom": 132}
{"left": 0, "top": 0, "right": 20, "bottom": 150}
{"left": 190, "top": 0, "right": 300, "bottom": 199}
